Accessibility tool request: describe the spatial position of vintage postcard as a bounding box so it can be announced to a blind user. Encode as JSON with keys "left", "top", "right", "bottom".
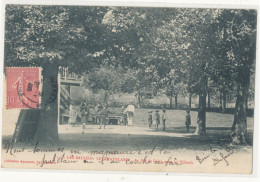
{"left": 1, "top": 3, "right": 258, "bottom": 174}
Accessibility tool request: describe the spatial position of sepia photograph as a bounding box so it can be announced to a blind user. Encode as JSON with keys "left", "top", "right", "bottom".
{"left": 0, "top": 2, "right": 258, "bottom": 175}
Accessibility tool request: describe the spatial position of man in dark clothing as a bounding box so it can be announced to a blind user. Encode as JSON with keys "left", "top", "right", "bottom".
{"left": 185, "top": 110, "right": 191, "bottom": 132}
{"left": 99, "top": 106, "right": 109, "bottom": 129}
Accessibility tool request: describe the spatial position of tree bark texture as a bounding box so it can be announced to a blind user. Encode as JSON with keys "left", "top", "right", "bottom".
{"left": 169, "top": 93, "right": 173, "bottom": 109}
{"left": 231, "top": 66, "right": 250, "bottom": 145}
{"left": 222, "top": 91, "right": 227, "bottom": 113}
{"left": 207, "top": 91, "right": 210, "bottom": 109}
{"left": 175, "top": 95, "right": 178, "bottom": 109}
{"left": 189, "top": 93, "right": 192, "bottom": 110}
{"left": 137, "top": 91, "right": 141, "bottom": 108}
{"left": 33, "top": 62, "right": 59, "bottom": 144}
{"left": 219, "top": 91, "right": 222, "bottom": 109}
{"left": 104, "top": 92, "right": 109, "bottom": 106}
{"left": 195, "top": 77, "right": 207, "bottom": 135}
{"left": 195, "top": 92, "right": 207, "bottom": 135}
{"left": 15, "top": 109, "right": 40, "bottom": 142}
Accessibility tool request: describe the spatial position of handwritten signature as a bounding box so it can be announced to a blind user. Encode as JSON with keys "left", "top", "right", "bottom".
{"left": 196, "top": 146, "right": 234, "bottom": 166}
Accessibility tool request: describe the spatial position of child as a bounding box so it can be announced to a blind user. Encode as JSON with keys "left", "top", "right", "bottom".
{"left": 82, "top": 123, "right": 86, "bottom": 134}
{"left": 162, "top": 109, "right": 166, "bottom": 131}
{"left": 155, "top": 110, "right": 160, "bottom": 130}
{"left": 148, "top": 111, "right": 153, "bottom": 128}
{"left": 185, "top": 110, "right": 191, "bottom": 132}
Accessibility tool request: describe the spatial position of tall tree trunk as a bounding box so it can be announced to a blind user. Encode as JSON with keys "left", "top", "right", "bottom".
{"left": 34, "top": 62, "right": 59, "bottom": 144}
{"left": 246, "top": 94, "right": 248, "bottom": 111}
{"left": 15, "top": 109, "right": 41, "bottom": 142}
{"left": 104, "top": 92, "right": 109, "bottom": 106}
{"left": 137, "top": 91, "right": 141, "bottom": 108}
{"left": 195, "top": 78, "right": 207, "bottom": 135}
{"left": 189, "top": 93, "right": 192, "bottom": 110}
{"left": 219, "top": 91, "right": 222, "bottom": 110}
{"left": 169, "top": 93, "right": 173, "bottom": 109}
{"left": 175, "top": 95, "right": 178, "bottom": 109}
{"left": 207, "top": 91, "right": 210, "bottom": 109}
{"left": 231, "top": 84, "right": 248, "bottom": 144}
{"left": 195, "top": 92, "right": 207, "bottom": 135}
{"left": 222, "top": 91, "right": 227, "bottom": 113}
{"left": 140, "top": 95, "right": 144, "bottom": 107}
{"left": 231, "top": 67, "right": 250, "bottom": 145}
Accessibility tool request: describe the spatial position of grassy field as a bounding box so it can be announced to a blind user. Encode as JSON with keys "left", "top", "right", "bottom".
{"left": 55, "top": 109, "right": 254, "bottom": 151}
{"left": 124, "top": 108, "right": 254, "bottom": 129}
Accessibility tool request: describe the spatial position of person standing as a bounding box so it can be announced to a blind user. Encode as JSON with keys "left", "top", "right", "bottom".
{"left": 148, "top": 111, "right": 153, "bottom": 128}
{"left": 185, "top": 110, "right": 191, "bottom": 132}
{"left": 81, "top": 103, "right": 88, "bottom": 123}
{"left": 155, "top": 110, "right": 160, "bottom": 130}
{"left": 99, "top": 106, "right": 109, "bottom": 129}
{"left": 82, "top": 122, "right": 86, "bottom": 134}
{"left": 88, "top": 105, "right": 95, "bottom": 124}
{"left": 125, "top": 103, "right": 135, "bottom": 125}
{"left": 162, "top": 109, "right": 166, "bottom": 131}
{"left": 95, "top": 103, "right": 102, "bottom": 124}
{"left": 121, "top": 105, "right": 127, "bottom": 125}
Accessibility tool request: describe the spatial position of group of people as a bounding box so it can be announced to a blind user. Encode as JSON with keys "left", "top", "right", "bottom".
{"left": 70, "top": 102, "right": 192, "bottom": 132}
{"left": 79, "top": 102, "right": 103, "bottom": 124}
{"left": 147, "top": 109, "right": 167, "bottom": 130}
{"left": 147, "top": 109, "right": 191, "bottom": 132}
{"left": 97, "top": 103, "right": 136, "bottom": 129}
{"left": 81, "top": 104, "right": 108, "bottom": 131}
{"left": 78, "top": 102, "right": 136, "bottom": 129}
{"left": 68, "top": 102, "right": 102, "bottom": 125}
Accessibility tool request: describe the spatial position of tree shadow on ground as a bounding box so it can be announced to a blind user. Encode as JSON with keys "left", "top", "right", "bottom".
{"left": 147, "top": 126, "right": 233, "bottom": 133}
{"left": 2, "top": 126, "right": 253, "bottom": 153}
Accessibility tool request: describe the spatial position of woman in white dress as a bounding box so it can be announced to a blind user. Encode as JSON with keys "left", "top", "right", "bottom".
{"left": 125, "top": 104, "right": 135, "bottom": 125}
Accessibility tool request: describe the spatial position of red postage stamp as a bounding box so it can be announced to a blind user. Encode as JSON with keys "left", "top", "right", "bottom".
{"left": 6, "top": 67, "right": 41, "bottom": 109}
